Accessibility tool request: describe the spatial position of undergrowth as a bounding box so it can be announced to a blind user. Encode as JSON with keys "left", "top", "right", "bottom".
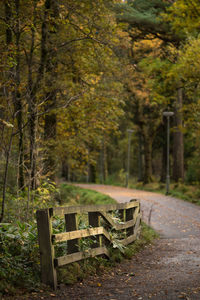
{"left": 57, "top": 222, "right": 158, "bottom": 285}
{"left": 0, "top": 183, "right": 158, "bottom": 297}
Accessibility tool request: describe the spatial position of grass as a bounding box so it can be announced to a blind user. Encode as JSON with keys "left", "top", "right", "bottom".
{"left": 59, "top": 183, "right": 116, "bottom": 206}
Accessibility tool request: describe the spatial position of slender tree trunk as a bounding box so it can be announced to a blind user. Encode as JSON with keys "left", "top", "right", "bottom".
{"left": 15, "top": 0, "right": 25, "bottom": 190}
{"left": 160, "top": 121, "right": 167, "bottom": 183}
{"left": 173, "top": 87, "right": 184, "bottom": 182}
{"left": 100, "top": 143, "right": 104, "bottom": 184}
{"left": 61, "top": 161, "right": 69, "bottom": 180}
{"left": 100, "top": 139, "right": 108, "bottom": 183}
{"left": 143, "top": 133, "right": 153, "bottom": 184}
{"left": 0, "top": 2, "right": 14, "bottom": 222}
{"left": 160, "top": 142, "right": 167, "bottom": 183}
{"left": 0, "top": 128, "right": 14, "bottom": 222}
{"left": 27, "top": 0, "right": 49, "bottom": 189}
{"left": 43, "top": 110, "right": 57, "bottom": 179}
{"left": 89, "top": 164, "right": 96, "bottom": 183}
{"left": 29, "top": 103, "right": 37, "bottom": 189}
{"left": 5, "top": 1, "right": 25, "bottom": 190}
{"left": 103, "top": 141, "right": 108, "bottom": 181}
{"left": 5, "top": 2, "right": 12, "bottom": 45}
{"left": 137, "top": 133, "right": 143, "bottom": 182}
{"left": 43, "top": 0, "right": 59, "bottom": 180}
{"left": 26, "top": 0, "right": 38, "bottom": 190}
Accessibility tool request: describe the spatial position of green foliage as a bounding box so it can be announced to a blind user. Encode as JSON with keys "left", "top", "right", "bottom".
{"left": 115, "top": 0, "right": 180, "bottom": 44}
{"left": 0, "top": 183, "right": 159, "bottom": 296}
{"left": 3, "top": 179, "right": 59, "bottom": 223}
{"left": 109, "top": 230, "right": 126, "bottom": 253}
{"left": 0, "top": 222, "right": 40, "bottom": 294}
{"left": 0, "top": 184, "right": 115, "bottom": 295}
{"left": 166, "top": 0, "right": 200, "bottom": 37}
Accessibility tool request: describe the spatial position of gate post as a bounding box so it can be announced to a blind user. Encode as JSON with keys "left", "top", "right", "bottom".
{"left": 36, "top": 208, "right": 57, "bottom": 290}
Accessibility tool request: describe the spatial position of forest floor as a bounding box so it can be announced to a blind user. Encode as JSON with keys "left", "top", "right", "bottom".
{"left": 6, "top": 184, "right": 200, "bottom": 300}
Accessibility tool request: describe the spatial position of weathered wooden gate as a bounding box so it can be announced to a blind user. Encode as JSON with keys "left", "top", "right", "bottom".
{"left": 36, "top": 200, "right": 141, "bottom": 289}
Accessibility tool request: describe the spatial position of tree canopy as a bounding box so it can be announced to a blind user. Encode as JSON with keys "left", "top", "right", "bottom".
{"left": 1, "top": 0, "right": 200, "bottom": 222}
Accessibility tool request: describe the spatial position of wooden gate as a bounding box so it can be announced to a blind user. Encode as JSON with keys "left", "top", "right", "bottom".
{"left": 36, "top": 200, "right": 141, "bottom": 289}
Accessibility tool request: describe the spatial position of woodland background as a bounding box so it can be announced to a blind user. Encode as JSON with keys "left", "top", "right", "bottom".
{"left": 1, "top": 0, "right": 200, "bottom": 222}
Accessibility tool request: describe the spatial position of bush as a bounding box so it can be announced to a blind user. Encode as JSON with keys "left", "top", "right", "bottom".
{"left": 186, "top": 156, "right": 200, "bottom": 183}
{"left": 0, "top": 222, "right": 40, "bottom": 294}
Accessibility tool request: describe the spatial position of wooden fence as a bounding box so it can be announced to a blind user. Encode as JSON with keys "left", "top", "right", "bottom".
{"left": 36, "top": 200, "right": 141, "bottom": 289}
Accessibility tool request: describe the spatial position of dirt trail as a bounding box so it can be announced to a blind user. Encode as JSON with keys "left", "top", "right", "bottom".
{"left": 13, "top": 184, "right": 200, "bottom": 300}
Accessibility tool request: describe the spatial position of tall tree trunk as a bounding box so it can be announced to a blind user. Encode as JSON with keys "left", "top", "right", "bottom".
{"left": 89, "top": 164, "right": 96, "bottom": 183}
{"left": 27, "top": 1, "right": 37, "bottom": 189}
{"left": 43, "top": 0, "right": 59, "bottom": 180}
{"left": 0, "top": 127, "right": 14, "bottom": 222}
{"left": 143, "top": 133, "right": 153, "bottom": 184}
{"left": 15, "top": 0, "right": 24, "bottom": 190}
{"left": 43, "top": 110, "right": 57, "bottom": 180}
{"left": 173, "top": 87, "right": 184, "bottom": 182}
{"left": 5, "top": 0, "right": 25, "bottom": 190}
{"left": 137, "top": 132, "right": 144, "bottom": 182}
{"left": 62, "top": 161, "right": 69, "bottom": 180}
{"left": 160, "top": 121, "right": 167, "bottom": 183}
{"left": 27, "top": 0, "right": 50, "bottom": 189}
{"left": 29, "top": 103, "right": 37, "bottom": 189}
{"left": 5, "top": 2, "right": 12, "bottom": 44}
{"left": 99, "top": 139, "right": 108, "bottom": 183}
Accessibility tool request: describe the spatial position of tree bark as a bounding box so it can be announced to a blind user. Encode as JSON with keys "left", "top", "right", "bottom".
{"left": 89, "top": 164, "right": 96, "bottom": 183}
{"left": 43, "top": 111, "right": 57, "bottom": 180}
{"left": 99, "top": 139, "right": 108, "bottom": 183}
{"left": 29, "top": 103, "right": 37, "bottom": 190}
{"left": 0, "top": 128, "right": 14, "bottom": 222}
{"left": 137, "top": 133, "right": 144, "bottom": 182}
{"left": 5, "top": 1, "right": 25, "bottom": 190}
{"left": 143, "top": 133, "right": 153, "bottom": 184}
{"left": 15, "top": 0, "right": 25, "bottom": 190}
{"left": 43, "top": 0, "right": 59, "bottom": 180}
{"left": 172, "top": 87, "right": 184, "bottom": 182}
{"left": 160, "top": 121, "right": 167, "bottom": 183}
{"left": 27, "top": 0, "right": 50, "bottom": 189}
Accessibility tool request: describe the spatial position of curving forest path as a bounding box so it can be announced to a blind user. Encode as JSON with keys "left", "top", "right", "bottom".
{"left": 14, "top": 184, "right": 200, "bottom": 300}
{"left": 64, "top": 184, "right": 200, "bottom": 300}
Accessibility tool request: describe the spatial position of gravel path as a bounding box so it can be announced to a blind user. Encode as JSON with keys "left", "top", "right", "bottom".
{"left": 11, "top": 184, "right": 200, "bottom": 300}
{"left": 69, "top": 184, "right": 200, "bottom": 300}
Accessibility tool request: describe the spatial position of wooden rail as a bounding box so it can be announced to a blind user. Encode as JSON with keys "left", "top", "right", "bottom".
{"left": 36, "top": 199, "right": 141, "bottom": 289}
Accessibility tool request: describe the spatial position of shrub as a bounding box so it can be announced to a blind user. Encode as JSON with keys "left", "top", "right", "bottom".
{"left": 0, "top": 222, "right": 40, "bottom": 294}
